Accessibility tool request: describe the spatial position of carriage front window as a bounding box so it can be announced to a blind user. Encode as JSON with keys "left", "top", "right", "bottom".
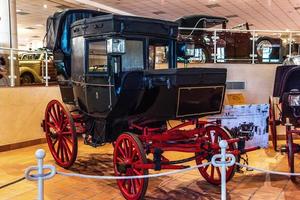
{"left": 149, "top": 39, "right": 169, "bottom": 70}
{"left": 88, "top": 41, "right": 107, "bottom": 73}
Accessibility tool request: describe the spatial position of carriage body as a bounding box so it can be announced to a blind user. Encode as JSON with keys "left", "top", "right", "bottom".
{"left": 51, "top": 13, "right": 228, "bottom": 142}
{"left": 43, "top": 10, "right": 260, "bottom": 199}
{"left": 269, "top": 64, "right": 300, "bottom": 179}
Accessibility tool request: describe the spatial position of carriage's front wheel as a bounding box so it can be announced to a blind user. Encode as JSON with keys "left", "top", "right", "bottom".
{"left": 195, "top": 125, "right": 236, "bottom": 185}
{"left": 45, "top": 100, "right": 77, "bottom": 168}
{"left": 113, "top": 133, "right": 148, "bottom": 200}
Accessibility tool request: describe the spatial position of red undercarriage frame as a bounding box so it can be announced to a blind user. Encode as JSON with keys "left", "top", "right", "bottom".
{"left": 127, "top": 120, "right": 259, "bottom": 170}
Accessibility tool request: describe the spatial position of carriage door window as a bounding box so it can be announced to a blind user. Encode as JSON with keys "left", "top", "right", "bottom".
{"left": 121, "top": 40, "right": 144, "bottom": 71}
{"left": 149, "top": 39, "right": 169, "bottom": 69}
{"left": 88, "top": 41, "right": 107, "bottom": 73}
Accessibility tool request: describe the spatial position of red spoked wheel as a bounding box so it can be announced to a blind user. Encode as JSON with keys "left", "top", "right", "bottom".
{"left": 195, "top": 125, "right": 236, "bottom": 185}
{"left": 45, "top": 99, "right": 77, "bottom": 168}
{"left": 113, "top": 133, "right": 148, "bottom": 200}
{"left": 287, "top": 131, "right": 296, "bottom": 182}
{"left": 269, "top": 96, "right": 278, "bottom": 151}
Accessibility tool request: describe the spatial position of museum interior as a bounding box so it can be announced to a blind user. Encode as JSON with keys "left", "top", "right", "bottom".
{"left": 2, "top": 0, "right": 300, "bottom": 199}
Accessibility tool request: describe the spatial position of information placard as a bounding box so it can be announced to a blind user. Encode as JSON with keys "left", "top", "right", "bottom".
{"left": 208, "top": 104, "right": 269, "bottom": 148}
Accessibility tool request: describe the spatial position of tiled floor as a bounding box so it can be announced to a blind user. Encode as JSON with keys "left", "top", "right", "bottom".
{"left": 0, "top": 140, "right": 300, "bottom": 200}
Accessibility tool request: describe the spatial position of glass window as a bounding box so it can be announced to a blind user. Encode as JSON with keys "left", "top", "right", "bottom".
{"left": 149, "top": 39, "right": 169, "bottom": 70}
{"left": 121, "top": 40, "right": 144, "bottom": 71}
{"left": 88, "top": 41, "right": 107, "bottom": 73}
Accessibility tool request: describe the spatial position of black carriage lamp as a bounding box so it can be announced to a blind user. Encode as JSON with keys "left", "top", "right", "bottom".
{"left": 106, "top": 38, "right": 126, "bottom": 75}
{"left": 106, "top": 38, "right": 126, "bottom": 55}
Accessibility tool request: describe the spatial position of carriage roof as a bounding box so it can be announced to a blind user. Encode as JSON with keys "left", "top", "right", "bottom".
{"left": 46, "top": 9, "right": 108, "bottom": 52}
{"left": 273, "top": 65, "right": 300, "bottom": 97}
{"left": 71, "top": 14, "right": 178, "bottom": 39}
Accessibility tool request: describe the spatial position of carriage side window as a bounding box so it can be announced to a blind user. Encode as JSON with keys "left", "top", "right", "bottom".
{"left": 121, "top": 40, "right": 144, "bottom": 71}
{"left": 88, "top": 41, "right": 107, "bottom": 73}
{"left": 149, "top": 39, "right": 169, "bottom": 70}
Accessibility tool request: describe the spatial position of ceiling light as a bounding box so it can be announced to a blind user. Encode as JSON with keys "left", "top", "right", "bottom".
{"left": 43, "top": 4, "right": 48, "bottom": 9}
{"left": 16, "top": 11, "right": 30, "bottom": 15}
{"left": 35, "top": 24, "right": 44, "bottom": 27}
{"left": 16, "top": 9, "right": 22, "bottom": 13}
{"left": 225, "top": 14, "right": 238, "bottom": 18}
{"left": 152, "top": 11, "right": 166, "bottom": 15}
{"left": 55, "top": 5, "right": 71, "bottom": 10}
{"left": 25, "top": 27, "right": 36, "bottom": 30}
{"left": 206, "top": 4, "right": 221, "bottom": 8}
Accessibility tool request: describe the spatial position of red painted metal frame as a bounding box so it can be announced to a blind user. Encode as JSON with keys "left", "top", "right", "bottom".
{"left": 128, "top": 120, "right": 259, "bottom": 170}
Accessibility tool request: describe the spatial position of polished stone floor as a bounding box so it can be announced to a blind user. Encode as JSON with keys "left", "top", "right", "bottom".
{"left": 0, "top": 140, "right": 300, "bottom": 200}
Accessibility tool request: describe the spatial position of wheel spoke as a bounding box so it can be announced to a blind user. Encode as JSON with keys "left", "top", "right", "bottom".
{"left": 61, "top": 131, "right": 72, "bottom": 135}
{"left": 56, "top": 139, "right": 61, "bottom": 157}
{"left": 131, "top": 149, "right": 137, "bottom": 160}
{"left": 127, "top": 177, "right": 132, "bottom": 194}
{"left": 131, "top": 179, "right": 137, "bottom": 194}
{"left": 202, "top": 163, "right": 209, "bottom": 172}
{"left": 64, "top": 136, "right": 73, "bottom": 145}
{"left": 51, "top": 106, "right": 59, "bottom": 125}
{"left": 133, "top": 168, "right": 143, "bottom": 176}
{"left": 48, "top": 111, "right": 58, "bottom": 126}
{"left": 133, "top": 178, "right": 141, "bottom": 190}
{"left": 117, "top": 157, "right": 124, "bottom": 163}
{"left": 47, "top": 122, "right": 57, "bottom": 130}
{"left": 62, "top": 137, "right": 72, "bottom": 158}
{"left": 61, "top": 119, "right": 68, "bottom": 132}
{"left": 52, "top": 138, "right": 58, "bottom": 148}
{"left": 61, "top": 139, "right": 69, "bottom": 161}
{"left": 128, "top": 140, "right": 132, "bottom": 158}
{"left": 118, "top": 146, "right": 126, "bottom": 159}
{"left": 210, "top": 166, "right": 215, "bottom": 179}
{"left": 60, "top": 139, "right": 65, "bottom": 162}
{"left": 123, "top": 140, "right": 129, "bottom": 157}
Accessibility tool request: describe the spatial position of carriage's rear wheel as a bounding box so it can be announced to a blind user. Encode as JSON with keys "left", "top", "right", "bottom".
{"left": 113, "top": 133, "right": 148, "bottom": 200}
{"left": 195, "top": 125, "right": 236, "bottom": 185}
{"left": 269, "top": 97, "right": 278, "bottom": 151}
{"left": 287, "top": 132, "right": 296, "bottom": 182}
{"left": 45, "top": 100, "right": 77, "bottom": 168}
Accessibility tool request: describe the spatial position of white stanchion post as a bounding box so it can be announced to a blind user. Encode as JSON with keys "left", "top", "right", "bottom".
{"left": 219, "top": 140, "right": 228, "bottom": 200}
{"left": 35, "top": 149, "right": 45, "bottom": 200}
{"left": 45, "top": 51, "right": 49, "bottom": 87}
{"left": 211, "top": 140, "right": 236, "bottom": 200}
{"left": 9, "top": 48, "right": 15, "bottom": 87}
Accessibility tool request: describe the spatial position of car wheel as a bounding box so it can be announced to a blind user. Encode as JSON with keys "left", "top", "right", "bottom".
{"left": 256, "top": 38, "right": 273, "bottom": 59}
{"left": 20, "top": 73, "right": 34, "bottom": 85}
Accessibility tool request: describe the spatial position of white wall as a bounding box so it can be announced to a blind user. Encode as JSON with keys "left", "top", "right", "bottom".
{"left": 0, "top": 87, "right": 61, "bottom": 146}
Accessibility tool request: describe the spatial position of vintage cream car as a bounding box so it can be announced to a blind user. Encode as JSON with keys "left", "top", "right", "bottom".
{"left": 18, "top": 52, "right": 57, "bottom": 84}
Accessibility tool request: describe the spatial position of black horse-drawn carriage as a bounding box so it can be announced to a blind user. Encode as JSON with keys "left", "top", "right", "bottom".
{"left": 269, "top": 64, "right": 300, "bottom": 180}
{"left": 43, "top": 9, "right": 259, "bottom": 199}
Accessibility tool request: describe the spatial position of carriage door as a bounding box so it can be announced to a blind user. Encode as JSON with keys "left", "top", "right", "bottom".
{"left": 86, "top": 40, "right": 113, "bottom": 114}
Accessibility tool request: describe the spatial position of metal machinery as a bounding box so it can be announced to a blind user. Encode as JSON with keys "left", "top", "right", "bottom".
{"left": 42, "top": 9, "right": 259, "bottom": 199}
{"left": 269, "top": 64, "right": 300, "bottom": 181}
